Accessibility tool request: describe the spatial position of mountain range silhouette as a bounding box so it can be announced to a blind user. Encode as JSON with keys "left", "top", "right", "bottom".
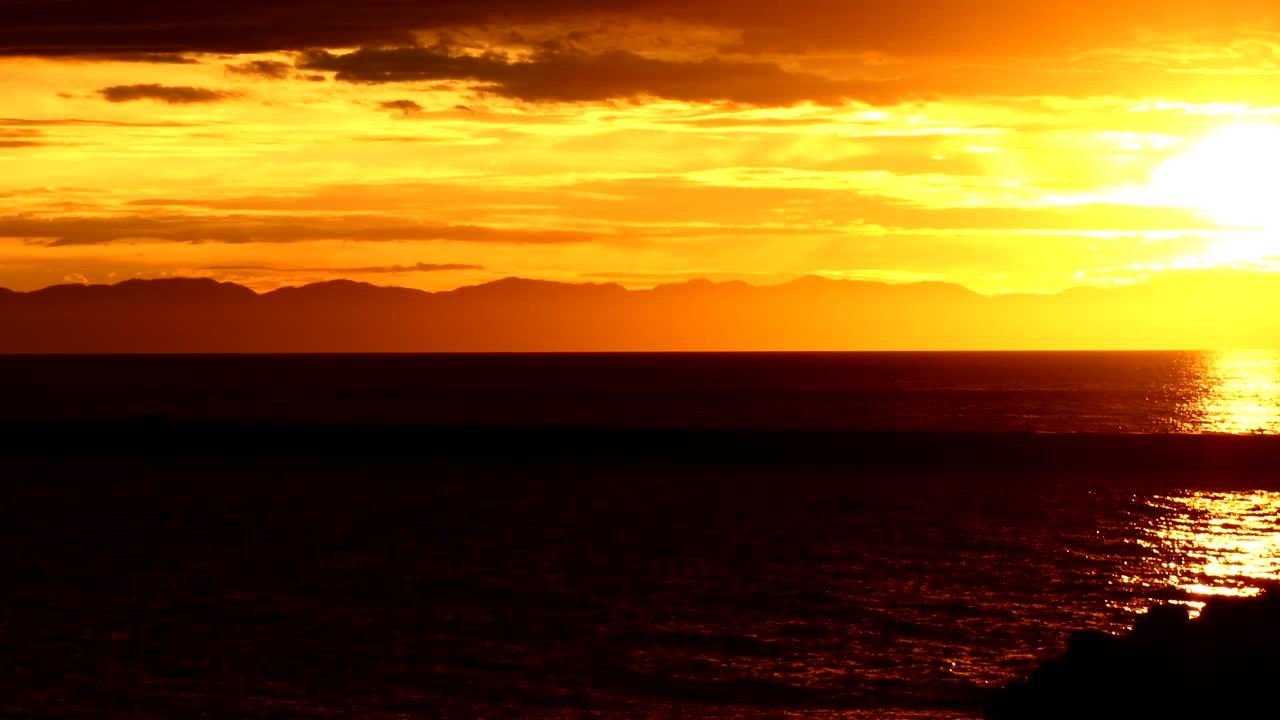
{"left": 0, "top": 271, "right": 1276, "bottom": 351}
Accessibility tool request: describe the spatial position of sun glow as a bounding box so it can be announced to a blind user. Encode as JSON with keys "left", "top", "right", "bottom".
{"left": 1143, "top": 124, "right": 1280, "bottom": 262}
{"left": 1152, "top": 124, "right": 1280, "bottom": 229}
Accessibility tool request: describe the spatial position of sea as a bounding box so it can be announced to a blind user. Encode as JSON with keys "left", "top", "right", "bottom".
{"left": 8, "top": 350, "right": 1280, "bottom": 719}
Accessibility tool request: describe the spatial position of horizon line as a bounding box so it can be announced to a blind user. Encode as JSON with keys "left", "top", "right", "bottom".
{"left": 5, "top": 265, "right": 1277, "bottom": 299}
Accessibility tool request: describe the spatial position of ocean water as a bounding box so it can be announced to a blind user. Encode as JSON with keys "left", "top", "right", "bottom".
{"left": 4, "top": 349, "right": 1280, "bottom": 432}
{"left": 11, "top": 462, "right": 1280, "bottom": 719}
{"left": 7, "top": 351, "right": 1280, "bottom": 719}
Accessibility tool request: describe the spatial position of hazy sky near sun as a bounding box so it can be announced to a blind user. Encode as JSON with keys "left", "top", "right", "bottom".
{"left": 6, "top": 0, "right": 1280, "bottom": 293}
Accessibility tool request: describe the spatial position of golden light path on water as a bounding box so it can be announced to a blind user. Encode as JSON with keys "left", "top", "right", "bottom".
{"left": 1121, "top": 491, "right": 1280, "bottom": 618}
{"left": 1180, "top": 349, "right": 1280, "bottom": 434}
{"left": 1128, "top": 350, "right": 1280, "bottom": 616}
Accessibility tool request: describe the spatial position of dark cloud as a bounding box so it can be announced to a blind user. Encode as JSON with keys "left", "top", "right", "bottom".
{"left": 302, "top": 47, "right": 878, "bottom": 105}
{"left": 97, "top": 84, "right": 240, "bottom": 104}
{"left": 225, "top": 60, "right": 292, "bottom": 79}
{"left": 204, "top": 262, "right": 485, "bottom": 274}
{"left": 0, "top": 141, "right": 46, "bottom": 148}
{"left": 24, "top": 51, "right": 201, "bottom": 63}
{"left": 0, "top": 0, "right": 435, "bottom": 55}
{"left": 83, "top": 52, "right": 199, "bottom": 64}
{"left": 0, "top": 214, "right": 593, "bottom": 246}
{"left": 9, "top": 1, "right": 1280, "bottom": 108}
{"left": 377, "top": 99, "right": 425, "bottom": 114}
{"left": 2, "top": 1, "right": 1277, "bottom": 59}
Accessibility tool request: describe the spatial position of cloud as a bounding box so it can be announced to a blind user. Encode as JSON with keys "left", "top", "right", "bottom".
{"left": 81, "top": 52, "right": 199, "bottom": 64}
{"left": 2, "top": 1, "right": 1277, "bottom": 59}
{"left": 0, "top": 213, "right": 594, "bottom": 246}
{"left": 10, "top": 2, "right": 1280, "bottom": 107}
{"left": 301, "top": 46, "right": 880, "bottom": 105}
{"left": 97, "top": 84, "right": 240, "bottom": 104}
{"left": 378, "top": 99, "right": 425, "bottom": 114}
{"left": 0, "top": 129, "right": 56, "bottom": 148}
{"left": 204, "top": 262, "right": 485, "bottom": 274}
{"left": 118, "top": 178, "right": 1224, "bottom": 237}
{"left": 225, "top": 60, "right": 292, "bottom": 79}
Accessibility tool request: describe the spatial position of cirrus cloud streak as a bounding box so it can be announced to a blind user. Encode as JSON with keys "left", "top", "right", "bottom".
{"left": 0, "top": 214, "right": 595, "bottom": 247}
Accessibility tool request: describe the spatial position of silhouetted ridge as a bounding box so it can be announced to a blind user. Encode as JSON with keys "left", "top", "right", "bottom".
{"left": 24, "top": 277, "right": 255, "bottom": 303}
{"left": 445, "top": 276, "right": 627, "bottom": 299}
{"left": 771, "top": 275, "right": 981, "bottom": 301}
{"left": 900, "top": 280, "right": 985, "bottom": 300}
{"left": 772, "top": 274, "right": 879, "bottom": 297}
{"left": 263, "top": 278, "right": 429, "bottom": 303}
{"left": 780, "top": 274, "right": 851, "bottom": 289}
{"left": 986, "top": 589, "right": 1280, "bottom": 719}
{"left": 646, "top": 278, "right": 755, "bottom": 297}
{"left": 3, "top": 269, "right": 1280, "bottom": 351}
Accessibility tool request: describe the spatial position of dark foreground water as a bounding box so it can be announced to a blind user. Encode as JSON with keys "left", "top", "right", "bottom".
{"left": 7, "top": 352, "right": 1280, "bottom": 718}
{"left": 9, "top": 459, "right": 1280, "bottom": 719}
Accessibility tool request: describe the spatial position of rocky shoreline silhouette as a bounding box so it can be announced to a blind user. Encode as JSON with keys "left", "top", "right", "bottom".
{"left": 986, "top": 588, "right": 1280, "bottom": 719}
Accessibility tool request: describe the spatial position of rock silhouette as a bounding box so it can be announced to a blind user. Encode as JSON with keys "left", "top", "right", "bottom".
{"left": 986, "top": 589, "right": 1280, "bottom": 719}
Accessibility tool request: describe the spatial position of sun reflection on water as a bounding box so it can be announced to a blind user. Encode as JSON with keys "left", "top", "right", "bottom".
{"left": 1180, "top": 350, "right": 1280, "bottom": 433}
{"left": 1123, "top": 491, "right": 1280, "bottom": 617}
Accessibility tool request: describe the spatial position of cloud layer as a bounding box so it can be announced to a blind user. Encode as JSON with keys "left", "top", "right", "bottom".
{"left": 4, "top": 0, "right": 1276, "bottom": 301}
{"left": 302, "top": 47, "right": 874, "bottom": 105}
{"left": 98, "top": 84, "right": 240, "bottom": 104}
{"left": 5, "top": 1, "right": 1279, "bottom": 57}
{"left": 0, "top": 215, "right": 594, "bottom": 246}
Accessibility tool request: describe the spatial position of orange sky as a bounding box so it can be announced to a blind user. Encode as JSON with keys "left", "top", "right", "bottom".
{"left": 5, "top": 1, "right": 1280, "bottom": 294}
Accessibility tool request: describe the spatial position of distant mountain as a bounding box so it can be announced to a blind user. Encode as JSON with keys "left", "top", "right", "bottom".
{"left": 0, "top": 271, "right": 1278, "bottom": 351}
{"left": 23, "top": 277, "right": 257, "bottom": 303}
{"left": 262, "top": 278, "right": 431, "bottom": 303}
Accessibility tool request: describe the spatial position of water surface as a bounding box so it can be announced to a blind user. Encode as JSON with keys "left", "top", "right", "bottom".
{"left": 3, "top": 350, "right": 1280, "bottom": 432}
{"left": 8, "top": 350, "right": 1280, "bottom": 718}
{"left": 9, "top": 461, "right": 1280, "bottom": 719}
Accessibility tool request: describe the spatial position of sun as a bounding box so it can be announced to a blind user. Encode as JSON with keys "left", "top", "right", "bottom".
{"left": 1148, "top": 124, "right": 1280, "bottom": 230}
{"left": 1141, "top": 123, "right": 1280, "bottom": 263}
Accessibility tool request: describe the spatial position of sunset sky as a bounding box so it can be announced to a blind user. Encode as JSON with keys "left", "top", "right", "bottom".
{"left": 6, "top": 1, "right": 1280, "bottom": 293}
